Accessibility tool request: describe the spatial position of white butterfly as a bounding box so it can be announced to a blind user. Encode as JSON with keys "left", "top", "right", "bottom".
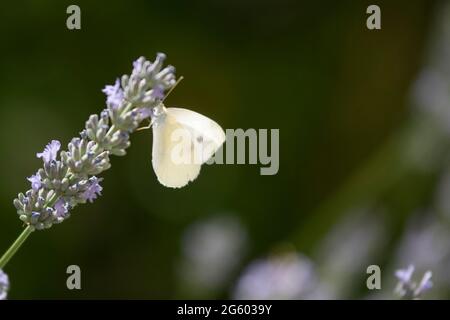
{"left": 151, "top": 105, "right": 226, "bottom": 188}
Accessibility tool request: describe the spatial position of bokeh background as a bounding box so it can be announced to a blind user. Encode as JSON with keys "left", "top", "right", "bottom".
{"left": 1, "top": 0, "right": 449, "bottom": 299}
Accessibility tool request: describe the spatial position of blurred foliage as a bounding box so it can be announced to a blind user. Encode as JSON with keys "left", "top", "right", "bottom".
{"left": 0, "top": 0, "right": 446, "bottom": 299}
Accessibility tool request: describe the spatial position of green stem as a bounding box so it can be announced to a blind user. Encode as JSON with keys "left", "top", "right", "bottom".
{"left": 0, "top": 226, "right": 33, "bottom": 269}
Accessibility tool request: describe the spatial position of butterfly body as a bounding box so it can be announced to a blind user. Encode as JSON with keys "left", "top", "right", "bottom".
{"left": 151, "top": 105, "right": 225, "bottom": 188}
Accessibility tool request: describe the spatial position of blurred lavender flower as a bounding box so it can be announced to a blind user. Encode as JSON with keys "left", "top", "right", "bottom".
{"left": 399, "top": 216, "right": 450, "bottom": 269}
{"left": 404, "top": 2, "right": 450, "bottom": 175}
{"left": 395, "top": 265, "right": 415, "bottom": 283}
{"left": 178, "top": 215, "right": 248, "bottom": 296}
{"left": 374, "top": 2, "right": 450, "bottom": 300}
{"left": 0, "top": 269, "right": 9, "bottom": 300}
{"left": 233, "top": 252, "right": 317, "bottom": 300}
{"left": 417, "top": 271, "right": 433, "bottom": 294}
{"left": 13, "top": 54, "right": 177, "bottom": 231}
{"left": 384, "top": 213, "right": 450, "bottom": 299}
{"left": 314, "top": 208, "right": 385, "bottom": 299}
{"left": 394, "top": 265, "right": 433, "bottom": 299}
{"left": 413, "top": 69, "right": 450, "bottom": 135}
{"left": 435, "top": 167, "right": 450, "bottom": 221}
{"left": 411, "top": 2, "right": 450, "bottom": 136}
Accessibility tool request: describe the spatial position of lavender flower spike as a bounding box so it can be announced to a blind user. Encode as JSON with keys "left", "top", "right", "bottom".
{"left": 13, "top": 53, "right": 177, "bottom": 231}
{"left": 0, "top": 269, "right": 9, "bottom": 300}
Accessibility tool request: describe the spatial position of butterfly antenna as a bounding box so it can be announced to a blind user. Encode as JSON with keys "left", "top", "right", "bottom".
{"left": 163, "top": 76, "right": 184, "bottom": 102}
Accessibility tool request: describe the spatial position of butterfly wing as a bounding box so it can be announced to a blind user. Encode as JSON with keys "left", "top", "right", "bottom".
{"left": 152, "top": 107, "right": 226, "bottom": 188}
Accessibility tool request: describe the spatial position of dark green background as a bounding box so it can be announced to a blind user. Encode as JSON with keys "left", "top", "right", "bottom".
{"left": 0, "top": 0, "right": 445, "bottom": 299}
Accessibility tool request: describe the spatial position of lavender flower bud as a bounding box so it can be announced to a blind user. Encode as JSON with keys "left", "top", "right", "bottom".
{"left": 39, "top": 160, "right": 69, "bottom": 192}
{"left": 62, "top": 140, "right": 111, "bottom": 176}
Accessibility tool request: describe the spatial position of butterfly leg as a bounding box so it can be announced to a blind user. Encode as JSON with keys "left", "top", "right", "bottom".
{"left": 136, "top": 124, "right": 151, "bottom": 131}
{"left": 136, "top": 120, "right": 152, "bottom": 131}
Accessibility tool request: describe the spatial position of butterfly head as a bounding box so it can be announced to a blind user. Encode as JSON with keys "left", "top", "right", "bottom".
{"left": 149, "top": 103, "right": 167, "bottom": 127}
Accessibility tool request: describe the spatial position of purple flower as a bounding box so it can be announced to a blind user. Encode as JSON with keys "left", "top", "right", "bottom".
{"left": 395, "top": 265, "right": 415, "bottom": 284}
{"left": 37, "top": 140, "right": 61, "bottom": 164}
{"left": 151, "top": 84, "right": 165, "bottom": 100}
{"left": 0, "top": 269, "right": 9, "bottom": 300}
{"left": 233, "top": 253, "right": 317, "bottom": 299}
{"left": 82, "top": 177, "right": 103, "bottom": 203}
{"left": 54, "top": 198, "right": 69, "bottom": 218}
{"left": 138, "top": 107, "right": 153, "bottom": 119}
{"left": 394, "top": 265, "right": 433, "bottom": 299}
{"left": 102, "top": 79, "right": 124, "bottom": 109}
{"left": 27, "top": 173, "right": 42, "bottom": 191}
{"left": 416, "top": 271, "right": 433, "bottom": 294}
